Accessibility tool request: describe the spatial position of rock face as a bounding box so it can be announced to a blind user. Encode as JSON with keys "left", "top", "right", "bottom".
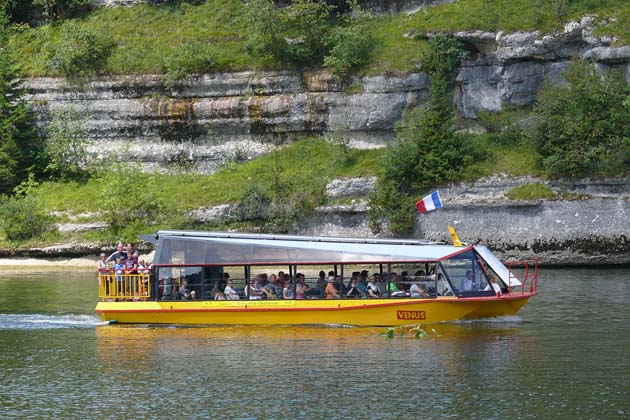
{"left": 299, "top": 176, "right": 630, "bottom": 266}
{"left": 19, "top": 14, "right": 630, "bottom": 265}
{"left": 25, "top": 72, "right": 428, "bottom": 172}
{"left": 24, "top": 17, "right": 630, "bottom": 171}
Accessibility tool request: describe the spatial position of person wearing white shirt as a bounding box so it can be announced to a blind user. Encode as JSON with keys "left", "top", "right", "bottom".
{"left": 224, "top": 280, "right": 240, "bottom": 300}
{"left": 459, "top": 270, "right": 474, "bottom": 292}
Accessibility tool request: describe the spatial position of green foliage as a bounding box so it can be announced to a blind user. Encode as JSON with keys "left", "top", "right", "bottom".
{"left": 163, "top": 42, "right": 217, "bottom": 86}
{"left": 478, "top": 107, "right": 526, "bottom": 146}
{"left": 43, "top": 107, "right": 88, "bottom": 180}
{"left": 322, "top": 5, "right": 372, "bottom": 80}
{"left": 245, "top": 0, "right": 372, "bottom": 74}
{"left": 2, "top": 0, "right": 91, "bottom": 24}
{"left": 221, "top": 147, "right": 248, "bottom": 171}
{"left": 96, "top": 162, "right": 166, "bottom": 239}
{"left": 0, "top": 175, "right": 51, "bottom": 241}
{"left": 47, "top": 21, "right": 113, "bottom": 77}
{"left": 367, "top": 185, "right": 415, "bottom": 235}
{"left": 531, "top": 62, "right": 630, "bottom": 178}
{"left": 32, "top": 0, "right": 91, "bottom": 21}
{"left": 506, "top": 182, "right": 556, "bottom": 200}
{"left": 245, "top": 0, "right": 334, "bottom": 67}
{"left": 8, "top": 0, "right": 630, "bottom": 77}
{"left": 0, "top": 13, "right": 45, "bottom": 195}
{"left": 419, "top": 34, "right": 470, "bottom": 80}
{"left": 369, "top": 36, "right": 476, "bottom": 235}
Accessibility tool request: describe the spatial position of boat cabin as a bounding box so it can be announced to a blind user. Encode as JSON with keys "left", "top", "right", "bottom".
{"left": 98, "top": 231, "right": 535, "bottom": 303}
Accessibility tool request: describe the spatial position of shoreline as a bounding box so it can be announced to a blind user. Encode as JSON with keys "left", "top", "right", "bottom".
{"left": 0, "top": 257, "right": 97, "bottom": 271}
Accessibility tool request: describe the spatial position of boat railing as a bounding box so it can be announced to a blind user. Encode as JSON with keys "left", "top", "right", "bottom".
{"left": 505, "top": 257, "right": 538, "bottom": 295}
{"left": 98, "top": 272, "right": 151, "bottom": 301}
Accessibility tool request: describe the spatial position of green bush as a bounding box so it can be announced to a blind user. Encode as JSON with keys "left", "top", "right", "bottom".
{"left": 96, "top": 162, "right": 166, "bottom": 239}
{"left": 4, "top": 0, "right": 91, "bottom": 24}
{"left": 506, "top": 182, "right": 556, "bottom": 200}
{"left": 531, "top": 62, "right": 630, "bottom": 178}
{"left": 245, "top": 0, "right": 334, "bottom": 67}
{"left": 163, "top": 42, "right": 218, "bottom": 86}
{"left": 33, "top": 0, "right": 91, "bottom": 21}
{"left": 478, "top": 108, "right": 526, "bottom": 146}
{"left": 43, "top": 107, "right": 88, "bottom": 180}
{"left": 47, "top": 22, "right": 113, "bottom": 77}
{"left": 0, "top": 176, "right": 50, "bottom": 241}
{"left": 323, "top": 7, "right": 373, "bottom": 80}
{"left": 245, "top": 0, "right": 373, "bottom": 73}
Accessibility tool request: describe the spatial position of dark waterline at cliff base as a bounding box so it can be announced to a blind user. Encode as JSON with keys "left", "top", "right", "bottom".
{"left": 0, "top": 269, "right": 628, "bottom": 419}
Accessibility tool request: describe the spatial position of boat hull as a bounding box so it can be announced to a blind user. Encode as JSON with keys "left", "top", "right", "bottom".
{"left": 95, "top": 294, "right": 534, "bottom": 326}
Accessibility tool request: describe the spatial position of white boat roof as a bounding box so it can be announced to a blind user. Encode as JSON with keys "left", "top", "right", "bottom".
{"left": 149, "top": 230, "right": 472, "bottom": 266}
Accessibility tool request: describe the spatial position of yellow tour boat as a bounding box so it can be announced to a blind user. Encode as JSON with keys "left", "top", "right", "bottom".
{"left": 95, "top": 231, "right": 538, "bottom": 326}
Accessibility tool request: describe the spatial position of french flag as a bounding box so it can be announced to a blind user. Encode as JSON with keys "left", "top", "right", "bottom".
{"left": 415, "top": 191, "right": 442, "bottom": 214}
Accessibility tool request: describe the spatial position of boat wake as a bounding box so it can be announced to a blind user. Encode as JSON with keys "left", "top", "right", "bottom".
{"left": 0, "top": 314, "right": 110, "bottom": 330}
{"left": 453, "top": 315, "right": 524, "bottom": 324}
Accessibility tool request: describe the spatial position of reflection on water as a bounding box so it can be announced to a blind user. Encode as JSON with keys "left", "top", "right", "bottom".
{"left": 0, "top": 269, "right": 629, "bottom": 419}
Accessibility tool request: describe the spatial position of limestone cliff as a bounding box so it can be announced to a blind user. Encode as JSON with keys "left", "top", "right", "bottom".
{"left": 24, "top": 17, "right": 630, "bottom": 172}
{"left": 20, "top": 16, "right": 630, "bottom": 265}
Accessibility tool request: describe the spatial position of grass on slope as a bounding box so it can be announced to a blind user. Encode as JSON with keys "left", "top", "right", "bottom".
{"left": 7, "top": 130, "right": 539, "bottom": 247}
{"left": 8, "top": 0, "right": 630, "bottom": 77}
{"left": 35, "top": 137, "right": 385, "bottom": 215}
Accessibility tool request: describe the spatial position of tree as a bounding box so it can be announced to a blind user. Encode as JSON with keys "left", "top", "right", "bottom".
{"left": 44, "top": 107, "right": 89, "bottom": 180}
{"left": 0, "top": 12, "right": 45, "bottom": 195}
{"left": 368, "top": 35, "right": 476, "bottom": 235}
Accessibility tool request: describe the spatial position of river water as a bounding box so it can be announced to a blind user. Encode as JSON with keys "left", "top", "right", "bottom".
{"left": 0, "top": 268, "right": 628, "bottom": 419}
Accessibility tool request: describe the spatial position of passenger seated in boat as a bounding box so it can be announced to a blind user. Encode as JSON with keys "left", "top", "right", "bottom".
{"left": 179, "top": 279, "right": 192, "bottom": 300}
{"left": 334, "top": 275, "right": 345, "bottom": 293}
{"left": 218, "top": 272, "right": 230, "bottom": 293}
{"left": 325, "top": 277, "right": 340, "bottom": 299}
{"left": 410, "top": 282, "right": 430, "bottom": 298}
{"left": 224, "top": 279, "right": 240, "bottom": 300}
{"left": 349, "top": 271, "right": 359, "bottom": 291}
{"left": 264, "top": 274, "right": 282, "bottom": 299}
{"left": 459, "top": 270, "right": 474, "bottom": 292}
{"left": 345, "top": 277, "right": 362, "bottom": 298}
{"left": 212, "top": 287, "right": 226, "bottom": 300}
{"left": 283, "top": 280, "right": 295, "bottom": 299}
{"left": 483, "top": 275, "right": 502, "bottom": 294}
{"left": 388, "top": 274, "right": 407, "bottom": 297}
{"left": 245, "top": 276, "right": 266, "bottom": 300}
{"left": 295, "top": 273, "right": 310, "bottom": 299}
{"left": 278, "top": 271, "right": 287, "bottom": 288}
{"left": 366, "top": 276, "right": 381, "bottom": 298}
{"left": 315, "top": 271, "right": 327, "bottom": 296}
{"left": 355, "top": 271, "right": 366, "bottom": 294}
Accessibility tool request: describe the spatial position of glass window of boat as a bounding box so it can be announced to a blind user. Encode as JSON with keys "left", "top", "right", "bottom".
{"left": 439, "top": 250, "right": 494, "bottom": 294}
{"left": 156, "top": 266, "right": 203, "bottom": 300}
{"left": 390, "top": 263, "right": 438, "bottom": 297}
